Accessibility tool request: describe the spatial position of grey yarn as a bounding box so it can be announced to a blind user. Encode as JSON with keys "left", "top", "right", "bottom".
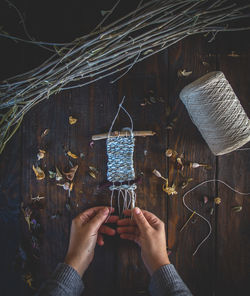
{"left": 106, "top": 135, "right": 135, "bottom": 183}
{"left": 180, "top": 71, "right": 250, "bottom": 155}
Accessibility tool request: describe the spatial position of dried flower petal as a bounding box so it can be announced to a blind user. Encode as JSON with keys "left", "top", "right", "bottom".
{"left": 32, "top": 165, "right": 45, "bottom": 180}
{"left": 49, "top": 170, "right": 56, "bottom": 179}
{"left": 165, "top": 149, "right": 173, "bottom": 157}
{"left": 56, "top": 167, "right": 63, "bottom": 181}
{"left": 177, "top": 69, "right": 192, "bottom": 77}
{"left": 152, "top": 169, "right": 162, "bottom": 178}
{"left": 89, "top": 171, "right": 97, "bottom": 179}
{"left": 190, "top": 162, "right": 200, "bottom": 168}
{"left": 227, "top": 51, "right": 240, "bottom": 58}
{"left": 57, "top": 182, "right": 70, "bottom": 190}
{"left": 67, "top": 151, "right": 78, "bottom": 159}
{"left": 41, "top": 129, "right": 49, "bottom": 138}
{"left": 203, "top": 196, "right": 208, "bottom": 204}
{"left": 69, "top": 116, "right": 77, "bottom": 125}
{"left": 210, "top": 208, "right": 214, "bottom": 215}
{"left": 177, "top": 157, "right": 184, "bottom": 171}
{"left": 63, "top": 165, "right": 78, "bottom": 181}
{"left": 214, "top": 197, "right": 221, "bottom": 205}
{"left": 232, "top": 206, "right": 242, "bottom": 212}
{"left": 31, "top": 195, "right": 45, "bottom": 202}
{"left": 37, "top": 149, "right": 46, "bottom": 160}
{"left": 181, "top": 178, "right": 193, "bottom": 189}
{"left": 163, "top": 180, "right": 177, "bottom": 196}
{"left": 90, "top": 141, "right": 94, "bottom": 149}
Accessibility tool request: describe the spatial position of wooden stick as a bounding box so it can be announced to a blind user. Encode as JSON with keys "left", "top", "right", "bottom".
{"left": 92, "top": 130, "right": 156, "bottom": 141}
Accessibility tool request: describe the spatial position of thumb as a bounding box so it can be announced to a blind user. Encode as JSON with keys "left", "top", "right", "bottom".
{"left": 133, "top": 207, "right": 150, "bottom": 232}
{"left": 89, "top": 207, "right": 109, "bottom": 231}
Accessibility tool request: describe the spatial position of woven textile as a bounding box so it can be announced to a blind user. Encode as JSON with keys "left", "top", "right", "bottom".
{"left": 106, "top": 135, "right": 135, "bottom": 183}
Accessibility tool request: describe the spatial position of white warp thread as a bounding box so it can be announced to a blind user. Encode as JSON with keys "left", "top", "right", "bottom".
{"left": 180, "top": 71, "right": 250, "bottom": 155}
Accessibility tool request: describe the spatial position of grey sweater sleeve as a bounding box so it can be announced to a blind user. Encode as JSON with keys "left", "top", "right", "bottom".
{"left": 149, "top": 264, "right": 193, "bottom": 296}
{"left": 36, "top": 263, "right": 84, "bottom": 296}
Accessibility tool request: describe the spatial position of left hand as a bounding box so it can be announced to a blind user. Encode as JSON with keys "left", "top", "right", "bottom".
{"left": 64, "top": 206, "right": 118, "bottom": 277}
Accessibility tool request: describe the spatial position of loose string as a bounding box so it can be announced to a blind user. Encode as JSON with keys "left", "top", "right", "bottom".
{"left": 108, "top": 96, "right": 134, "bottom": 138}
{"left": 182, "top": 179, "right": 250, "bottom": 256}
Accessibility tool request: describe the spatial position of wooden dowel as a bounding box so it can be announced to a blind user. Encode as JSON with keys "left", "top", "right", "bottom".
{"left": 92, "top": 130, "right": 156, "bottom": 141}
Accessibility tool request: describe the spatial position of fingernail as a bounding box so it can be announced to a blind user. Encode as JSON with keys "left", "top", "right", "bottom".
{"left": 135, "top": 207, "right": 140, "bottom": 215}
{"left": 102, "top": 207, "right": 109, "bottom": 214}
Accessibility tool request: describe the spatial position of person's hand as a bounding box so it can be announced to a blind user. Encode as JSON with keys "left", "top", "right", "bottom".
{"left": 117, "top": 207, "right": 170, "bottom": 275}
{"left": 64, "top": 206, "right": 118, "bottom": 277}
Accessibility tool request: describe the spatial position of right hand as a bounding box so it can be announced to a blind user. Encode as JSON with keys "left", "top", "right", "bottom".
{"left": 117, "top": 207, "right": 170, "bottom": 275}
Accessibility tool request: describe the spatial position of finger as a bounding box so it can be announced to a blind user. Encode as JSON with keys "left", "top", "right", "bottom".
{"left": 133, "top": 207, "right": 151, "bottom": 232}
{"left": 141, "top": 210, "right": 163, "bottom": 229}
{"left": 117, "top": 226, "right": 138, "bottom": 234}
{"left": 99, "top": 225, "right": 116, "bottom": 236}
{"left": 105, "top": 215, "right": 119, "bottom": 224}
{"left": 78, "top": 207, "right": 114, "bottom": 224}
{"left": 117, "top": 218, "right": 136, "bottom": 226}
{"left": 120, "top": 233, "right": 138, "bottom": 243}
{"left": 122, "top": 209, "right": 133, "bottom": 217}
{"left": 97, "top": 233, "right": 104, "bottom": 246}
{"left": 88, "top": 207, "right": 110, "bottom": 230}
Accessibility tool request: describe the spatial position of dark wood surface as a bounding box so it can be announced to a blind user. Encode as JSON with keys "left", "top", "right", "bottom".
{"left": 0, "top": 1, "right": 249, "bottom": 295}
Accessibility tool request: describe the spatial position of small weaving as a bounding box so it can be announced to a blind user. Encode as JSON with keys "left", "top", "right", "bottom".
{"left": 107, "top": 136, "right": 135, "bottom": 183}
{"left": 106, "top": 97, "right": 137, "bottom": 214}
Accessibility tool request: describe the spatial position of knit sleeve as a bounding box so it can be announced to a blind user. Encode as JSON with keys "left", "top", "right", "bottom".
{"left": 36, "top": 263, "right": 84, "bottom": 296}
{"left": 149, "top": 264, "right": 193, "bottom": 296}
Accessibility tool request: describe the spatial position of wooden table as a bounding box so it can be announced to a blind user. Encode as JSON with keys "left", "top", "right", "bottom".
{"left": 0, "top": 1, "right": 249, "bottom": 295}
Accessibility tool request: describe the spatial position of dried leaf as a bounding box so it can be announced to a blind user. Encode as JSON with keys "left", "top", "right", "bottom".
{"left": 163, "top": 180, "right": 177, "bottom": 196}
{"left": 49, "top": 170, "right": 56, "bottom": 179}
{"left": 56, "top": 167, "right": 63, "bottom": 181}
{"left": 177, "top": 157, "right": 184, "bottom": 171}
{"left": 181, "top": 178, "right": 193, "bottom": 189}
{"left": 177, "top": 69, "right": 192, "bottom": 77}
{"left": 31, "top": 195, "right": 45, "bottom": 202}
{"left": 57, "top": 182, "right": 70, "bottom": 190}
{"left": 214, "top": 197, "right": 221, "bottom": 205}
{"left": 67, "top": 151, "right": 78, "bottom": 159}
{"left": 89, "top": 171, "right": 97, "bottom": 179}
{"left": 80, "top": 152, "right": 85, "bottom": 159}
{"left": 69, "top": 116, "right": 77, "bottom": 125}
{"left": 227, "top": 51, "right": 240, "bottom": 58}
{"left": 202, "top": 61, "right": 210, "bottom": 67}
{"left": 149, "top": 96, "right": 156, "bottom": 103}
{"left": 32, "top": 165, "right": 45, "bottom": 180}
{"left": 63, "top": 165, "right": 78, "bottom": 181}
{"left": 41, "top": 129, "right": 49, "bottom": 138}
{"left": 232, "top": 206, "right": 242, "bottom": 212}
{"left": 37, "top": 149, "right": 46, "bottom": 160}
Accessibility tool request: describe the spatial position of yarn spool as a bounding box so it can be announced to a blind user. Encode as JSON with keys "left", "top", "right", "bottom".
{"left": 179, "top": 71, "right": 250, "bottom": 155}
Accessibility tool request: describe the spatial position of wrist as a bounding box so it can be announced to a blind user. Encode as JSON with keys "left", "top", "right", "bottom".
{"left": 64, "top": 253, "right": 90, "bottom": 277}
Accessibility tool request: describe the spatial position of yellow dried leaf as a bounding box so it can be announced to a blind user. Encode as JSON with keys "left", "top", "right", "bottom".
{"left": 37, "top": 149, "right": 46, "bottom": 160}
{"left": 32, "top": 165, "right": 45, "bottom": 180}
{"left": 89, "top": 171, "right": 96, "bottom": 179}
{"left": 56, "top": 167, "right": 63, "bottom": 181}
{"left": 69, "top": 116, "right": 77, "bottom": 125}
{"left": 67, "top": 151, "right": 78, "bottom": 159}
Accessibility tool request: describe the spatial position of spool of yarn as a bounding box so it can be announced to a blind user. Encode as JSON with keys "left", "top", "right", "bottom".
{"left": 179, "top": 71, "right": 250, "bottom": 155}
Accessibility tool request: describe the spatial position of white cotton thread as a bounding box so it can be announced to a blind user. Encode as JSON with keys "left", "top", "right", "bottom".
{"left": 182, "top": 179, "right": 250, "bottom": 256}
{"left": 180, "top": 71, "right": 250, "bottom": 156}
